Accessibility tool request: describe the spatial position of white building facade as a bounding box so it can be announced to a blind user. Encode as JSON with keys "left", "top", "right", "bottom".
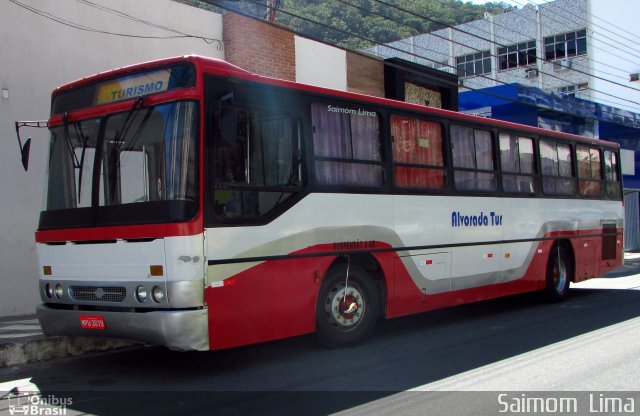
{"left": 0, "top": 0, "right": 224, "bottom": 316}
{"left": 372, "top": 0, "right": 640, "bottom": 113}
{"left": 0, "top": 0, "right": 356, "bottom": 317}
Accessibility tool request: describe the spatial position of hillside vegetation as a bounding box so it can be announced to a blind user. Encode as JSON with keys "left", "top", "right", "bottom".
{"left": 176, "top": 0, "right": 514, "bottom": 49}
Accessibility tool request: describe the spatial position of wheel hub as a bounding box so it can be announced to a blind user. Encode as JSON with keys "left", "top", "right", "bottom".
{"left": 326, "top": 286, "right": 364, "bottom": 328}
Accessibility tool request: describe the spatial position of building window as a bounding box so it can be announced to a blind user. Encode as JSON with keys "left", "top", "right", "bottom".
{"left": 557, "top": 83, "right": 588, "bottom": 97}
{"left": 540, "top": 140, "right": 575, "bottom": 195}
{"left": 544, "top": 29, "right": 587, "bottom": 61}
{"left": 576, "top": 145, "right": 603, "bottom": 197}
{"left": 498, "top": 41, "right": 537, "bottom": 70}
{"left": 391, "top": 115, "right": 446, "bottom": 190}
{"left": 428, "top": 60, "right": 448, "bottom": 70}
{"left": 451, "top": 125, "right": 496, "bottom": 192}
{"left": 311, "top": 103, "right": 383, "bottom": 188}
{"left": 499, "top": 134, "right": 537, "bottom": 194}
{"left": 456, "top": 51, "right": 492, "bottom": 78}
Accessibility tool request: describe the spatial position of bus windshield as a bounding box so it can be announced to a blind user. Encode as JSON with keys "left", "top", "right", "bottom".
{"left": 41, "top": 100, "right": 198, "bottom": 229}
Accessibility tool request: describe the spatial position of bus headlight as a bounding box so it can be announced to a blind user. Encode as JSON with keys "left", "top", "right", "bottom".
{"left": 135, "top": 286, "right": 148, "bottom": 303}
{"left": 45, "top": 284, "right": 53, "bottom": 299}
{"left": 54, "top": 284, "right": 64, "bottom": 299}
{"left": 152, "top": 286, "right": 165, "bottom": 303}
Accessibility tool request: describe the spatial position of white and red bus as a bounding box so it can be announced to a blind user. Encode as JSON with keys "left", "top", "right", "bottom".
{"left": 25, "top": 55, "right": 623, "bottom": 351}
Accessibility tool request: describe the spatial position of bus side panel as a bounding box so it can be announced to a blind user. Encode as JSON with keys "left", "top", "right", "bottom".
{"left": 206, "top": 252, "right": 336, "bottom": 350}
{"left": 600, "top": 227, "right": 624, "bottom": 275}
{"left": 387, "top": 238, "right": 554, "bottom": 318}
{"left": 574, "top": 230, "right": 601, "bottom": 281}
{"left": 206, "top": 241, "right": 398, "bottom": 350}
{"left": 573, "top": 227, "right": 623, "bottom": 283}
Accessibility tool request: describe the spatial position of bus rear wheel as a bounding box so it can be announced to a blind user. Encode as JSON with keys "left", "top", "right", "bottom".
{"left": 544, "top": 245, "right": 572, "bottom": 302}
{"left": 316, "top": 264, "right": 379, "bottom": 348}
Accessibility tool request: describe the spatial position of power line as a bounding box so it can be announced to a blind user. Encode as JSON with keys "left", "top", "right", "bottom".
{"left": 367, "top": 0, "right": 640, "bottom": 111}
{"left": 458, "top": 1, "right": 633, "bottom": 83}
{"left": 206, "top": 0, "right": 640, "bottom": 119}
{"left": 8, "top": 0, "right": 223, "bottom": 48}
{"left": 535, "top": 0, "right": 640, "bottom": 57}
{"left": 335, "top": 0, "right": 640, "bottom": 111}
{"left": 291, "top": 0, "right": 640, "bottom": 114}
{"left": 508, "top": 0, "right": 640, "bottom": 64}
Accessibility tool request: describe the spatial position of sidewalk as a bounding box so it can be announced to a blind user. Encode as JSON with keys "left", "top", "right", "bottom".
{"left": 2, "top": 252, "right": 640, "bottom": 368}
{"left": 0, "top": 315, "right": 135, "bottom": 368}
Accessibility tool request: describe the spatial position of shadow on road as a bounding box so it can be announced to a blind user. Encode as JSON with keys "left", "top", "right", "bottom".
{"left": 12, "top": 286, "right": 640, "bottom": 415}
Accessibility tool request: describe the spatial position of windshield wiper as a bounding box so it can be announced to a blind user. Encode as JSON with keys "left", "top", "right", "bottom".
{"left": 62, "top": 113, "right": 82, "bottom": 170}
{"left": 106, "top": 97, "right": 152, "bottom": 203}
{"left": 61, "top": 113, "right": 90, "bottom": 204}
{"left": 73, "top": 120, "right": 90, "bottom": 204}
{"left": 113, "top": 96, "right": 145, "bottom": 153}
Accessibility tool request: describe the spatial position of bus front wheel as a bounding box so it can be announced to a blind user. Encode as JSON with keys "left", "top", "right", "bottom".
{"left": 544, "top": 245, "right": 572, "bottom": 302}
{"left": 316, "top": 264, "right": 379, "bottom": 348}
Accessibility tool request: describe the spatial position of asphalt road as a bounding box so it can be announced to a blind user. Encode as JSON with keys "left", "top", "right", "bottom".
{"left": 1, "top": 271, "right": 640, "bottom": 416}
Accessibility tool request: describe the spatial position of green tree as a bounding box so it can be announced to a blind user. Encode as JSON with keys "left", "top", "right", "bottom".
{"left": 174, "top": 0, "right": 515, "bottom": 49}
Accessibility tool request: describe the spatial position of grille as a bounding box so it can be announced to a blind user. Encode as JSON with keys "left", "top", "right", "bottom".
{"left": 70, "top": 286, "right": 127, "bottom": 302}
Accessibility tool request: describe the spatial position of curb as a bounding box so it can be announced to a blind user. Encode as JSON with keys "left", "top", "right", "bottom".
{"left": 0, "top": 337, "right": 138, "bottom": 368}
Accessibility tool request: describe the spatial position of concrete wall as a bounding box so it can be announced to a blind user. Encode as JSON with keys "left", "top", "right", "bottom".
{"left": 295, "top": 36, "right": 347, "bottom": 90}
{"left": 0, "top": 0, "right": 223, "bottom": 316}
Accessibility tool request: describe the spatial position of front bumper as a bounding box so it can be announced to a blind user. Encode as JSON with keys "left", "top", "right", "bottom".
{"left": 37, "top": 304, "right": 209, "bottom": 351}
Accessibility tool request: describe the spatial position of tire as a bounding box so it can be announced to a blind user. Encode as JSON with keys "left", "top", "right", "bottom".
{"left": 544, "top": 245, "right": 572, "bottom": 302}
{"left": 316, "top": 264, "right": 379, "bottom": 348}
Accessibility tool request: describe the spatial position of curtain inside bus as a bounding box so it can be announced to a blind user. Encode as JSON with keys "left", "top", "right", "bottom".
{"left": 391, "top": 115, "right": 445, "bottom": 189}
{"left": 311, "top": 103, "right": 383, "bottom": 187}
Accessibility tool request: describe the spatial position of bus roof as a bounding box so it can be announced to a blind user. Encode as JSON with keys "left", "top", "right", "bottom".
{"left": 53, "top": 55, "right": 618, "bottom": 149}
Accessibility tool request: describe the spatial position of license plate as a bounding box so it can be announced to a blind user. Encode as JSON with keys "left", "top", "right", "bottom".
{"left": 79, "top": 315, "right": 106, "bottom": 330}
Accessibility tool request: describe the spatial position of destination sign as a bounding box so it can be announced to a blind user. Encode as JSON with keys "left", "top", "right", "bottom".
{"left": 96, "top": 69, "right": 172, "bottom": 105}
{"left": 51, "top": 62, "right": 195, "bottom": 115}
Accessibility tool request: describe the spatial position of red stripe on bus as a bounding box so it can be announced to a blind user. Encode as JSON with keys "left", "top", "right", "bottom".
{"left": 35, "top": 219, "right": 203, "bottom": 243}
{"left": 205, "top": 228, "right": 622, "bottom": 350}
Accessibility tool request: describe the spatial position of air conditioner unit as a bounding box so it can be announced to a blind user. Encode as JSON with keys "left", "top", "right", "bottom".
{"left": 631, "top": 73, "right": 640, "bottom": 82}
{"left": 553, "top": 59, "right": 572, "bottom": 72}
{"left": 525, "top": 68, "right": 539, "bottom": 78}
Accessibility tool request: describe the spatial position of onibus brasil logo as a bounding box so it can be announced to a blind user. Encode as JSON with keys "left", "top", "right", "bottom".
{"left": 8, "top": 392, "right": 72, "bottom": 416}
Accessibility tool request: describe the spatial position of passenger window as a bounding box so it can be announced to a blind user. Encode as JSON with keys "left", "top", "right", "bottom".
{"left": 311, "top": 103, "right": 383, "bottom": 188}
{"left": 500, "top": 133, "right": 537, "bottom": 194}
{"left": 540, "top": 140, "right": 575, "bottom": 195}
{"left": 213, "top": 108, "right": 301, "bottom": 219}
{"left": 391, "top": 115, "right": 446, "bottom": 190}
{"left": 577, "top": 145, "right": 603, "bottom": 197}
{"left": 451, "top": 125, "right": 496, "bottom": 192}
{"left": 604, "top": 150, "right": 621, "bottom": 199}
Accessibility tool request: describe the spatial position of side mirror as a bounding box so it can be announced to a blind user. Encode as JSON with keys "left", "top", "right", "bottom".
{"left": 15, "top": 120, "right": 48, "bottom": 172}
{"left": 20, "top": 138, "right": 31, "bottom": 171}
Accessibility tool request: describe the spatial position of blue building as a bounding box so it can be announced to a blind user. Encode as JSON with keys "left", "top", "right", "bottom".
{"left": 459, "top": 84, "right": 640, "bottom": 249}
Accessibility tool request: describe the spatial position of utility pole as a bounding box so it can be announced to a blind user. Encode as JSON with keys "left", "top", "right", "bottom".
{"left": 266, "top": 0, "right": 279, "bottom": 22}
